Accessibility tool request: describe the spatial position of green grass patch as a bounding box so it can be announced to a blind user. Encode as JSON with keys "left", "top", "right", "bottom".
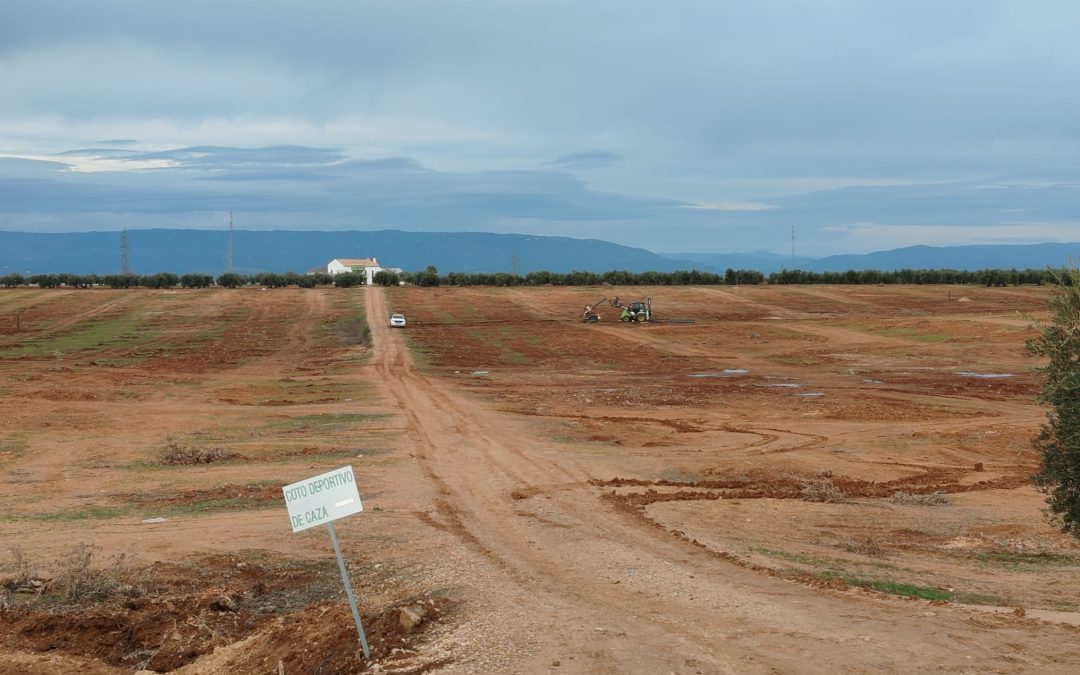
{"left": 282, "top": 446, "right": 390, "bottom": 461}
{"left": 4, "top": 485, "right": 285, "bottom": 522}
{"left": 150, "top": 496, "right": 281, "bottom": 517}
{"left": 246, "top": 378, "right": 374, "bottom": 405}
{"left": 116, "top": 414, "right": 394, "bottom": 470}
{"left": 752, "top": 546, "right": 900, "bottom": 572}
{"left": 2, "top": 504, "right": 135, "bottom": 522}
{"left": 465, "top": 327, "right": 528, "bottom": 365}
{"left": 818, "top": 571, "right": 953, "bottom": 600}
{"left": 752, "top": 547, "right": 828, "bottom": 567}
{"left": 328, "top": 316, "right": 370, "bottom": 346}
{"left": 278, "top": 412, "right": 388, "bottom": 429}
{"left": 404, "top": 335, "right": 435, "bottom": 370}
{"left": 430, "top": 309, "right": 465, "bottom": 325}
{"left": 770, "top": 353, "right": 825, "bottom": 366}
{"left": 952, "top": 591, "right": 1007, "bottom": 606}
{"left": 1040, "top": 598, "right": 1080, "bottom": 612}
{"left": 116, "top": 444, "right": 390, "bottom": 471}
{"left": 0, "top": 300, "right": 243, "bottom": 365}
{"left": 0, "top": 289, "right": 67, "bottom": 314}
{"left": 0, "top": 315, "right": 162, "bottom": 358}
{"left": 968, "top": 550, "right": 1076, "bottom": 568}
{"left": 190, "top": 412, "right": 389, "bottom": 440}
{"left": 0, "top": 436, "right": 28, "bottom": 460}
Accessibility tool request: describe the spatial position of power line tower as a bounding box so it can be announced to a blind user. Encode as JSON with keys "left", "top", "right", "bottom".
{"left": 121, "top": 229, "right": 130, "bottom": 274}
{"left": 227, "top": 211, "right": 234, "bottom": 274}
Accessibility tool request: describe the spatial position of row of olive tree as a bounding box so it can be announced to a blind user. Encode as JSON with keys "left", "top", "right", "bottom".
{"left": 3, "top": 266, "right": 1067, "bottom": 290}
{"left": 398, "top": 267, "right": 760, "bottom": 287}
{"left": 399, "top": 266, "right": 1063, "bottom": 287}
{"left": 767, "top": 267, "right": 1063, "bottom": 286}
{"left": 0, "top": 271, "right": 360, "bottom": 289}
{"left": 403, "top": 266, "right": 1064, "bottom": 287}
{"left": 1, "top": 272, "right": 218, "bottom": 289}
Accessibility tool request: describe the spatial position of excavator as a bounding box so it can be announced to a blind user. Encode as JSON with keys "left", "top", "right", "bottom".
{"left": 611, "top": 296, "right": 653, "bottom": 322}
{"left": 581, "top": 296, "right": 654, "bottom": 323}
{"left": 581, "top": 296, "right": 607, "bottom": 322}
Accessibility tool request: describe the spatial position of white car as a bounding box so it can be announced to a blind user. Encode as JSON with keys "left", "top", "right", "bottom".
{"left": 389, "top": 313, "right": 407, "bottom": 327}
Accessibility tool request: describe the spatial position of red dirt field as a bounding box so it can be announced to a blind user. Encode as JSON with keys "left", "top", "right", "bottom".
{"left": 1, "top": 283, "right": 1078, "bottom": 673}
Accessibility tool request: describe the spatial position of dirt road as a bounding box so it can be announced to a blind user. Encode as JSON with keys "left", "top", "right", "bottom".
{"left": 364, "top": 286, "right": 1080, "bottom": 674}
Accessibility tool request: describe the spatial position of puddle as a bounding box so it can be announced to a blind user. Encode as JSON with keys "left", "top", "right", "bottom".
{"left": 471, "top": 370, "right": 490, "bottom": 376}
{"left": 764, "top": 375, "right": 798, "bottom": 381}
{"left": 956, "top": 372, "right": 1013, "bottom": 379}
{"left": 797, "top": 392, "right": 825, "bottom": 397}
{"left": 754, "top": 383, "right": 801, "bottom": 388}
{"left": 863, "top": 379, "right": 884, "bottom": 384}
{"left": 689, "top": 368, "right": 749, "bottom": 378}
{"left": 594, "top": 388, "right": 622, "bottom": 392}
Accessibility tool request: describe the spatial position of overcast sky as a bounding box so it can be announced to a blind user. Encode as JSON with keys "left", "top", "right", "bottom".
{"left": 1, "top": 0, "right": 1077, "bottom": 255}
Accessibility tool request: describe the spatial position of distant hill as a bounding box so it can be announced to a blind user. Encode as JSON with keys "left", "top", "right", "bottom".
{"left": 662, "top": 243, "right": 1080, "bottom": 273}
{"left": 663, "top": 250, "right": 815, "bottom": 275}
{"left": 804, "top": 243, "right": 1080, "bottom": 273}
{"left": 0, "top": 229, "right": 721, "bottom": 276}
{"left": 2, "top": 230, "right": 1076, "bottom": 277}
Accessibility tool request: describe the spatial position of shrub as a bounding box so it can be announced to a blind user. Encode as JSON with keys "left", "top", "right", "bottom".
{"left": 49, "top": 544, "right": 141, "bottom": 607}
{"left": 1027, "top": 265, "right": 1080, "bottom": 539}
{"left": 334, "top": 317, "right": 371, "bottom": 346}
{"left": 889, "top": 491, "right": 951, "bottom": 506}
{"left": 800, "top": 479, "right": 847, "bottom": 503}
{"left": 839, "top": 536, "right": 885, "bottom": 557}
{"left": 160, "top": 440, "right": 236, "bottom": 465}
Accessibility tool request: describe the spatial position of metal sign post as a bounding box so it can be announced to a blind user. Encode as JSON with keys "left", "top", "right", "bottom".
{"left": 282, "top": 466, "right": 370, "bottom": 659}
{"left": 328, "top": 520, "right": 371, "bottom": 658}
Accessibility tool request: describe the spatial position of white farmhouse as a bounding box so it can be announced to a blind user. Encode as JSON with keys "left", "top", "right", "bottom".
{"left": 323, "top": 258, "right": 403, "bottom": 284}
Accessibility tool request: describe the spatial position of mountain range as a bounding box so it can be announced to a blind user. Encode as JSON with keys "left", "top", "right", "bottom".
{"left": 0, "top": 229, "right": 1077, "bottom": 276}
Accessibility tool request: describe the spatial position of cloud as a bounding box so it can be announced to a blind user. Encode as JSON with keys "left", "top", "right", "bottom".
{"left": 134, "top": 145, "right": 347, "bottom": 168}
{"left": 0, "top": 144, "right": 696, "bottom": 231}
{"left": 1, "top": 142, "right": 1077, "bottom": 256}
{"left": 11, "top": 151, "right": 177, "bottom": 173}
{"left": 681, "top": 201, "right": 775, "bottom": 212}
{"left": 822, "top": 222, "right": 1080, "bottom": 252}
{"left": 1, "top": 2, "right": 1078, "bottom": 253}
{"left": 546, "top": 151, "right": 621, "bottom": 169}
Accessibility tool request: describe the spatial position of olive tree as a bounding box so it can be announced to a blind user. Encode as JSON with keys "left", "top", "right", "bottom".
{"left": 1027, "top": 265, "right": 1080, "bottom": 537}
{"left": 372, "top": 270, "right": 401, "bottom": 286}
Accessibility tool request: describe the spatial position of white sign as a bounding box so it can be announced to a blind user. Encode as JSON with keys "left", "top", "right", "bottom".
{"left": 282, "top": 465, "right": 363, "bottom": 532}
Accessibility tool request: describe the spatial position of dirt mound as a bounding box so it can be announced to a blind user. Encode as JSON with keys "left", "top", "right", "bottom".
{"left": 1, "top": 554, "right": 450, "bottom": 673}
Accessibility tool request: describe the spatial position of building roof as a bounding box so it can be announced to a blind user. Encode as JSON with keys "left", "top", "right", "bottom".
{"left": 334, "top": 258, "right": 378, "bottom": 267}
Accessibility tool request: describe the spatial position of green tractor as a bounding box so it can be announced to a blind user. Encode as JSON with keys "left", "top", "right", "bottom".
{"left": 612, "top": 297, "right": 653, "bottom": 323}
